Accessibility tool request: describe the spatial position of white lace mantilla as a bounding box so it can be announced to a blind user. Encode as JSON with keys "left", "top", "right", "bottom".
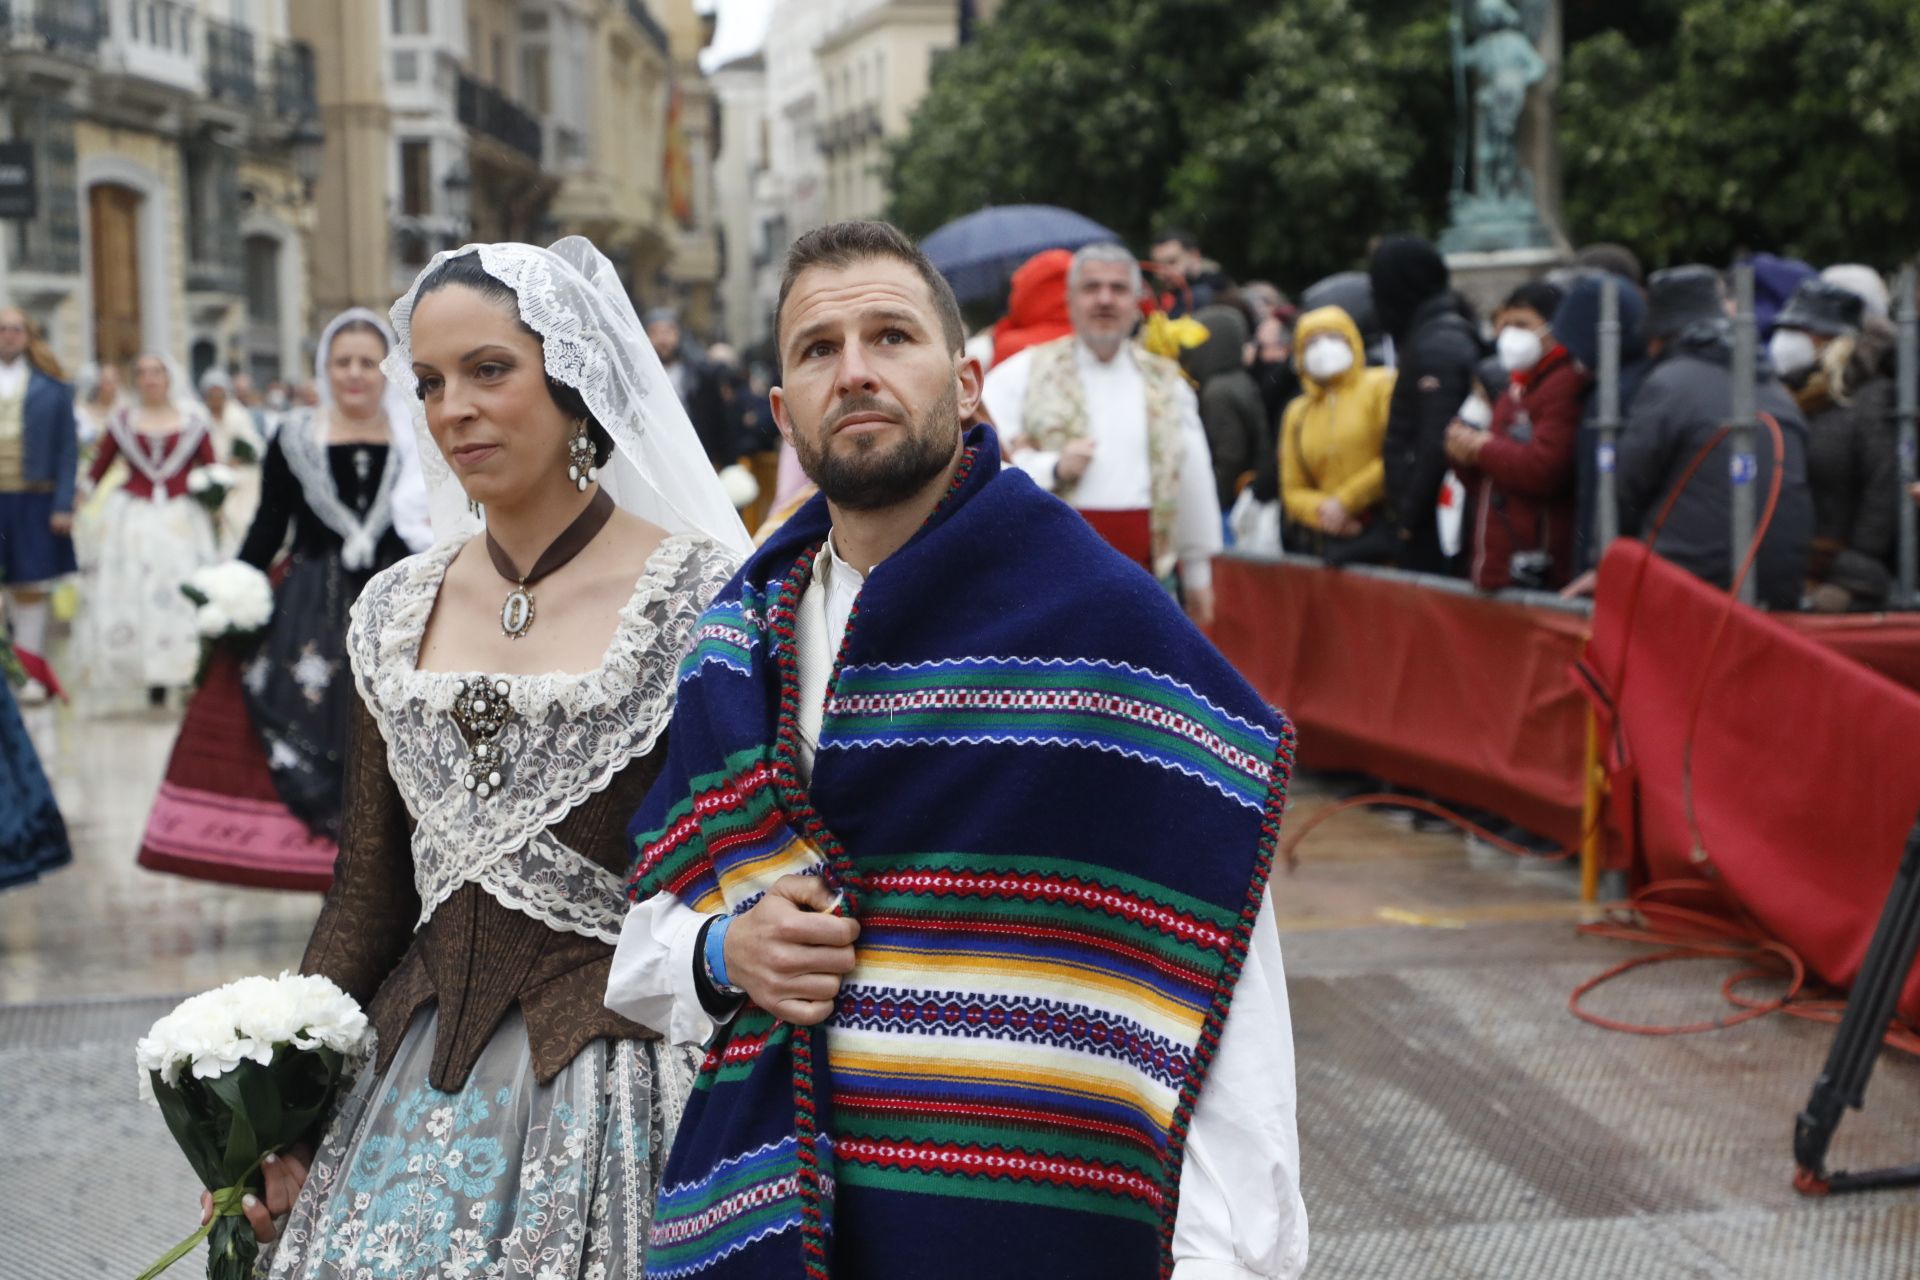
{"left": 347, "top": 533, "right": 739, "bottom": 943}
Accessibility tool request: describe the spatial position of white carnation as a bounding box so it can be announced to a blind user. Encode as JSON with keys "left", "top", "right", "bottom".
{"left": 187, "top": 468, "right": 211, "bottom": 493}
{"left": 135, "top": 971, "right": 371, "bottom": 1104}
{"left": 185, "top": 561, "right": 274, "bottom": 636}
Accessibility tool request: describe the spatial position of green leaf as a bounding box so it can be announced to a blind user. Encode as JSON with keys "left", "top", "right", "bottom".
{"left": 202, "top": 1068, "right": 266, "bottom": 1185}
{"left": 148, "top": 1073, "right": 229, "bottom": 1192}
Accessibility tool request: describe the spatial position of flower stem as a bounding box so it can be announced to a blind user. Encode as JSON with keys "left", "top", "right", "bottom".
{"left": 133, "top": 1146, "right": 281, "bottom": 1280}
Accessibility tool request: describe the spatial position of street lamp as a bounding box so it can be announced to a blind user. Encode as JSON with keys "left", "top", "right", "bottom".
{"left": 288, "top": 121, "right": 325, "bottom": 200}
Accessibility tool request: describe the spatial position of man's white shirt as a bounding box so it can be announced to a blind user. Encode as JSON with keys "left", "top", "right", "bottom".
{"left": 981, "top": 338, "right": 1223, "bottom": 590}
{"left": 0, "top": 357, "right": 30, "bottom": 400}
{"left": 607, "top": 536, "right": 1306, "bottom": 1278}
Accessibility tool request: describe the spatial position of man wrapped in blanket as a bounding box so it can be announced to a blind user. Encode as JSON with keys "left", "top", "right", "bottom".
{"left": 607, "top": 220, "right": 1307, "bottom": 1280}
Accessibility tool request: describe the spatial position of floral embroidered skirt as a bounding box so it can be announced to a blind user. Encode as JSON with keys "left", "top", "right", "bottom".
{"left": 264, "top": 1007, "right": 697, "bottom": 1280}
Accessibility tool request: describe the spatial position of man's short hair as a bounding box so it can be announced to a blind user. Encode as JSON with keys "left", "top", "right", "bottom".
{"left": 775, "top": 219, "right": 966, "bottom": 355}
{"left": 642, "top": 307, "right": 680, "bottom": 331}
{"left": 1151, "top": 226, "right": 1199, "bottom": 252}
{"left": 1067, "top": 242, "right": 1143, "bottom": 296}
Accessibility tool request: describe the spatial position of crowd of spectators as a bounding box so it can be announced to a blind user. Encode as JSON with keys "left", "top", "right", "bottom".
{"left": 999, "top": 224, "right": 1913, "bottom": 614}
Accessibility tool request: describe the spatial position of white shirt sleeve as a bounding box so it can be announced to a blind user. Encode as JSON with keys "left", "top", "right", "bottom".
{"left": 1174, "top": 380, "right": 1224, "bottom": 590}
{"left": 980, "top": 348, "right": 1033, "bottom": 441}
{"left": 606, "top": 893, "right": 730, "bottom": 1047}
{"left": 1169, "top": 888, "right": 1308, "bottom": 1280}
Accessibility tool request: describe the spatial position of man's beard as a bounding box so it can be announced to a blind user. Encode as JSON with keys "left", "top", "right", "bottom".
{"left": 794, "top": 383, "right": 959, "bottom": 512}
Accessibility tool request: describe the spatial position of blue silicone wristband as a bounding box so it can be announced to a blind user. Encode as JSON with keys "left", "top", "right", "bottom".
{"left": 705, "top": 912, "right": 738, "bottom": 992}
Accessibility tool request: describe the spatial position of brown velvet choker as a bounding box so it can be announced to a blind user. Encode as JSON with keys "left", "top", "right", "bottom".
{"left": 483, "top": 485, "right": 615, "bottom": 639}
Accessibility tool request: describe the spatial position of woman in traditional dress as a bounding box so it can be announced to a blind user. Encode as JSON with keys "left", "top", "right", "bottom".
{"left": 198, "top": 366, "right": 265, "bottom": 554}
{"left": 74, "top": 353, "right": 219, "bottom": 702}
{"left": 73, "top": 360, "right": 122, "bottom": 446}
{"left": 213, "top": 238, "right": 750, "bottom": 1279}
{"left": 137, "top": 310, "right": 430, "bottom": 888}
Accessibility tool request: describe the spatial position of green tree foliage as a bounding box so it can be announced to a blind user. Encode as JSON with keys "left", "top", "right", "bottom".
{"left": 1158, "top": 2, "right": 1434, "bottom": 286}
{"left": 888, "top": 0, "right": 1920, "bottom": 289}
{"left": 1559, "top": 0, "right": 1920, "bottom": 267}
{"left": 885, "top": 0, "right": 1449, "bottom": 289}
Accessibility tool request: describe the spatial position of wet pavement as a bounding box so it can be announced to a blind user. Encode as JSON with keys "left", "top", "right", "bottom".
{"left": 3, "top": 693, "right": 1916, "bottom": 1278}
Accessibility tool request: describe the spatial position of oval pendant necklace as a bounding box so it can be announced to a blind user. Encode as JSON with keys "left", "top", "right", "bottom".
{"left": 484, "top": 485, "right": 616, "bottom": 639}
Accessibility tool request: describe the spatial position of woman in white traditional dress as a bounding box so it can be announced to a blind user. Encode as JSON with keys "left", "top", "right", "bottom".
{"left": 75, "top": 353, "right": 219, "bottom": 700}
{"left": 208, "top": 239, "right": 750, "bottom": 1279}
{"left": 198, "top": 366, "right": 265, "bottom": 554}
{"left": 73, "top": 359, "right": 122, "bottom": 446}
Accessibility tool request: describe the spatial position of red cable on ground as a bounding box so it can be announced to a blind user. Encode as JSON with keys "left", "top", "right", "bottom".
{"left": 1568, "top": 415, "right": 1919, "bottom": 1057}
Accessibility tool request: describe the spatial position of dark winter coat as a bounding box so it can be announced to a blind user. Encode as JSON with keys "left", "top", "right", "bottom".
{"left": 1182, "top": 305, "right": 1269, "bottom": 508}
{"left": 1462, "top": 346, "right": 1590, "bottom": 591}
{"left": 1381, "top": 292, "right": 1484, "bottom": 573}
{"left": 1616, "top": 325, "right": 1814, "bottom": 609}
{"left": 1795, "top": 329, "right": 1900, "bottom": 608}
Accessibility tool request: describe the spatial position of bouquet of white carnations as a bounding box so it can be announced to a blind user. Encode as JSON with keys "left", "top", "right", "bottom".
{"left": 186, "top": 463, "right": 239, "bottom": 513}
{"left": 180, "top": 561, "right": 274, "bottom": 642}
{"left": 134, "top": 972, "right": 370, "bottom": 1280}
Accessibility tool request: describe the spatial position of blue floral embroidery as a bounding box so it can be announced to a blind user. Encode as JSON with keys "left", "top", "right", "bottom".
{"left": 308, "top": 1075, "right": 542, "bottom": 1277}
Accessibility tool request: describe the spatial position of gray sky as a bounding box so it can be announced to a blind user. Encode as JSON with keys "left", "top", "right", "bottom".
{"left": 699, "top": 0, "right": 773, "bottom": 71}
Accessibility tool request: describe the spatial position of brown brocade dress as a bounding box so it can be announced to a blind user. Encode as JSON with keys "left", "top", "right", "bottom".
{"left": 261, "top": 533, "right": 738, "bottom": 1280}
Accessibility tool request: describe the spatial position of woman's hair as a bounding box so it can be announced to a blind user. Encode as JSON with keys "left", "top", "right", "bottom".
{"left": 410, "top": 252, "right": 615, "bottom": 467}
{"left": 326, "top": 316, "right": 390, "bottom": 355}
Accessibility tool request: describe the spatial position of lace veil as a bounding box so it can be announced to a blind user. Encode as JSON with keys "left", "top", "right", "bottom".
{"left": 314, "top": 306, "right": 433, "bottom": 552}
{"left": 383, "top": 238, "right": 752, "bottom": 557}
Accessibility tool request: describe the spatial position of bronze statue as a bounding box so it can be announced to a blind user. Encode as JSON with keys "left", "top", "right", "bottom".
{"left": 1442, "top": 0, "right": 1554, "bottom": 252}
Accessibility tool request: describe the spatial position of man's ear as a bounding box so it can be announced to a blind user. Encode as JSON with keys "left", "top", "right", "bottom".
{"left": 955, "top": 353, "right": 984, "bottom": 422}
{"left": 769, "top": 383, "right": 798, "bottom": 450}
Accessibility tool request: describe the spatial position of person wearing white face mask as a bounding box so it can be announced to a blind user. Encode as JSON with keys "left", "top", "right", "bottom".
{"left": 1276, "top": 305, "right": 1398, "bottom": 562}
{"left": 1771, "top": 278, "right": 1900, "bottom": 611}
{"left": 1444, "top": 280, "right": 1589, "bottom": 591}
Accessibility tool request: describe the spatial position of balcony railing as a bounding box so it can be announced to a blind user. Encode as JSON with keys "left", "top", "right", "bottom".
{"left": 1, "top": 0, "right": 106, "bottom": 56}
{"left": 184, "top": 142, "right": 243, "bottom": 295}
{"left": 203, "top": 17, "right": 254, "bottom": 105}
{"left": 457, "top": 71, "right": 542, "bottom": 164}
{"left": 271, "top": 39, "right": 315, "bottom": 119}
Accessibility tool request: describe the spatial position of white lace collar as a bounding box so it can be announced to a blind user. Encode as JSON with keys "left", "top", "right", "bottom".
{"left": 359, "top": 532, "right": 705, "bottom": 719}
{"left": 345, "top": 531, "right": 739, "bottom": 942}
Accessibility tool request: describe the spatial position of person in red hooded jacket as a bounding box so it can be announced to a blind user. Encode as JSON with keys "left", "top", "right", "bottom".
{"left": 1445, "top": 280, "right": 1590, "bottom": 591}
{"left": 991, "top": 248, "right": 1075, "bottom": 367}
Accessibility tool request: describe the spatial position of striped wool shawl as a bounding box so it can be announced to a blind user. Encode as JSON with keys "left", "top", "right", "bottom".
{"left": 628, "top": 425, "right": 1294, "bottom": 1280}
